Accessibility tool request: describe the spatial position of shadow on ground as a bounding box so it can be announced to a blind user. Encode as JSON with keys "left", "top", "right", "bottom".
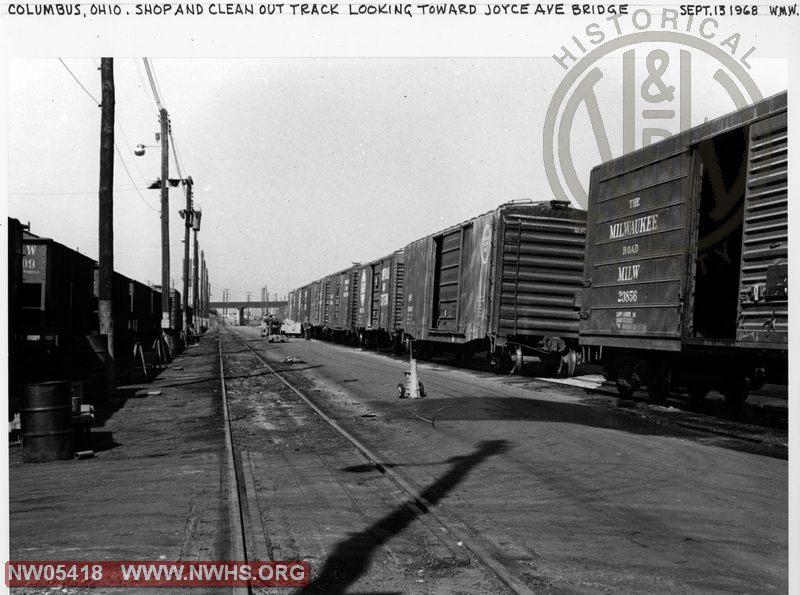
{"left": 299, "top": 439, "right": 510, "bottom": 593}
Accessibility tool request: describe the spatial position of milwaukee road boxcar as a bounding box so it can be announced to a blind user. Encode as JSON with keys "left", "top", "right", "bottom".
{"left": 354, "top": 251, "right": 405, "bottom": 348}
{"left": 402, "top": 200, "right": 587, "bottom": 375}
{"left": 580, "top": 92, "right": 787, "bottom": 405}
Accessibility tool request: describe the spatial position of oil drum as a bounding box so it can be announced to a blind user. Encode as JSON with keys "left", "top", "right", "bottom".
{"left": 21, "top": 381, "right": 74, "bottom": 463}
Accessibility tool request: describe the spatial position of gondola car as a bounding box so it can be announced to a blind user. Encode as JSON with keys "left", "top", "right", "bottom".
{"left": 579, "top": 92, "right": 788, "bottom": 405}
{"left": 402, "top": 200, "right": 587, "bottom": 375}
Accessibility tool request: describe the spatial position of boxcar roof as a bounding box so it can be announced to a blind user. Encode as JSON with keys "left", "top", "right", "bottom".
{"left": 592, "top": 91, "right": 787, "bottom": 180}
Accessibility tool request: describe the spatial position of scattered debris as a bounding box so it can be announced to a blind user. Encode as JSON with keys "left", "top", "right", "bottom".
{"left": 74, "top": 450, "right": 95, "bottom": 460}
{"left": 147, "top": 390, "right": 163, "bottom": 396}
{"left": 409, "top": 406, "right": 447, "bottom": 428}
{"left": 360, "top": 413, "right": 376, "bottom": 418}
{"left": 283, "top": 356, "right": 305, "bottom": 364}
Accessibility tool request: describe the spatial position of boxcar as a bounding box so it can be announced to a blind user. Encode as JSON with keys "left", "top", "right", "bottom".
{"left": 354, "top": 251, "right": 405, "bottom": 348}
{"left": 306, "top": 280, "right": 325, "bottom": 334}
{"left": 580, "top": 92, "right": 787, "bottom": 405}
{"left": 402, "top": 200, "right": 587, "bottom": 374}
{"left": 287, "top": 289, "right": 299, "bottom": 322}
{"left": 325, "top": 265, "right": 360, "bottom": 342}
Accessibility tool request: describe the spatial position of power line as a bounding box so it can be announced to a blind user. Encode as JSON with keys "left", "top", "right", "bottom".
{"left": 58, "top": 58, "right": 100, "bottom": 106}
{"left": 135, "top": 58, "right": 159, "bottom": 118}
{"left": 114, "top": 113, "right": 149, "bottom": 184}
{"left": 57, "top": 57, "right": 158, "bottom": 213}
{"left": 147, "top": 58, "right": 169, "bottom": 114}
{"left": 142, "top": 58, "right": 189, "bottom": 200}
{"left": 10, "top": 187, "right": 140, "bottom": 196}
{"left": 142, "top": 57, "right": 164, "bottom": 111}
{"left": 114, "top": 141, "right": 159, "bottom": 212}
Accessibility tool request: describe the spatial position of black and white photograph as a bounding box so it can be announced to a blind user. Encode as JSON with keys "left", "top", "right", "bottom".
{"left": 1, "top": 5, "right": 795, "bottom": 594}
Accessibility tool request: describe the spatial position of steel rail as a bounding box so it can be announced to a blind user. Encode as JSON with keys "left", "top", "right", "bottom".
{"left": 221, "top": 326, "right": 536, "bottom": 595}
{"left": 217, "top": 333, "right": 251, "bottom": 595}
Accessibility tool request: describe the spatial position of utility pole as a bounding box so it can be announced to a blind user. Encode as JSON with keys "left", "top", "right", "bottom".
{"left": 192, "top": 221, "right": 200, "bottom": 333}
{"left": 181, "top": 176, "right": 194, "bottom": 342}
{"left": 200, "top": 249, "right": 206, "bottom": 330}
{"left": 98, "top": 57, "right": 116, "bottom": 396}
{"left": 159, "top": 108, "right": 171, "bottom": 337}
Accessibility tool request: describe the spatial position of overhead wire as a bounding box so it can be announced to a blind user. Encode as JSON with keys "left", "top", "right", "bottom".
{"left": 114, "top": 111, "right": 149, "bottom": 184}
{"left": 147, "top": 58, "right": 169, "bottom": 115}
{"left": 56, "top": 57, "right": 159, "bottom": 212}
{"left": 10, "top": 187, "right": 141, "bottom": 196}
{"left": 58, "top": 58, "right": 100, "bottom": 106}
{"left": 115, "top": 141, "right": 160, "bottom": 212}
{"left": 144, "top": 57, "right": 189, "bottom": 200}
{"left": 135, "top": 58, "right": 160, "bottom": 118}
{"left": 142, "top": 57, "right": 164, "bottom": 111}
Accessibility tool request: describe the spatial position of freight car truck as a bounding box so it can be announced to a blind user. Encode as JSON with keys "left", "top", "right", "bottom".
{"left": 402, "top": 200, "right": 587, "bottom": 375}
{"left": 579, "top": 92, "right": 788, "bottom": 405}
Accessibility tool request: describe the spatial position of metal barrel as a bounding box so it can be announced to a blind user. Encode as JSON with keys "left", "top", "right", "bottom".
{"left": 85, "top": 334, "right": 109, "bottom": 402}
{"left": 21, "top": 381, "right": 74, "bottom": 463}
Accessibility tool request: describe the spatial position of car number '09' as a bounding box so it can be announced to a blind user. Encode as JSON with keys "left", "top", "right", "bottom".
{"left": 617, "top": 289, "right": 638, "bottom": 303}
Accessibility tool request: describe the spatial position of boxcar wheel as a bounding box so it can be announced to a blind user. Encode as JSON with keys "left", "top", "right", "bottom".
{"left": 615, "top": 356, "right": 642, "bottom": 398}
{"left": 541, "top": 355, "right": 561, "bottom": 377}
{"left": 397, "top": 384, "right": 406, "bottom": 398}
{"left": 722, "top": 375, "right": 750, "bottom": 407}
{"left": 418, "top": 382, "right": 425, "bottom": 397}
{"left": 492, "top": 349, "right": 513, "bottom": 374}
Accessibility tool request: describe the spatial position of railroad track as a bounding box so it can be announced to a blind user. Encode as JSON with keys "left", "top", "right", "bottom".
{"left": 216, "top": 326, "right": 538, "bottom": 594}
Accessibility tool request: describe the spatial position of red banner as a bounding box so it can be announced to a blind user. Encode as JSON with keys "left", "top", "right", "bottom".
{"left": 6, "top": 561, "right": 310, "bottom": 587}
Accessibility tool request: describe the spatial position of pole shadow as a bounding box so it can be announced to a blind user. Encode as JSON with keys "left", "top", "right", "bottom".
{"left": 298, "top": 439, "right": 511, "bottom": 593}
